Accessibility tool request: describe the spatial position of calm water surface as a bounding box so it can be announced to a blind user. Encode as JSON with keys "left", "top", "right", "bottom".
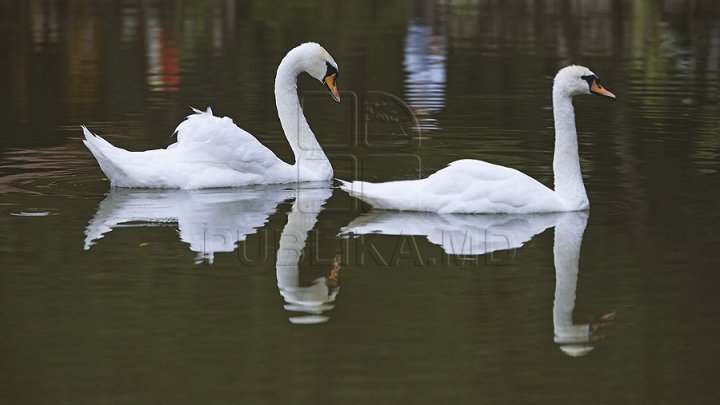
{"left": 1, "top": 1, "right": 720, "bottom": 403}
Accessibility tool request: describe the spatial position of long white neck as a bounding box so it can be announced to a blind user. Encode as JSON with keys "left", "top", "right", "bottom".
{"left": 552, "top": 89, "right": 588, "bottom": 210}
{"left": 274, "top": 51, "right": 331, "bottom": 173}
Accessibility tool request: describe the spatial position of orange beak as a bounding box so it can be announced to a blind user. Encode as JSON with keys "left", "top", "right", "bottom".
{"left": 590, "top": 80, "right": 615, "bottom": 99}
{"left": 324, "top": 73, "right": 340, "bottom": 103}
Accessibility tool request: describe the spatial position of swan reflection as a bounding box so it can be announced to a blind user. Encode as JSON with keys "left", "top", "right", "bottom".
{"left": 343, "top": 211, "right": 560, "bottom": 256}
{"left": 275, "top": 187, "right": 338, "bottom": 324}
{"left": 342, "top": 210, "right": 613, "bottom": 356}
{"left": 85, "top": 183, "right": 339, "bottom": 324}
{"left": 551, "top": 212, "right": 615, "bottom": 357}
{"left": 84, "top": 185, "right": 295, "bottom": 263}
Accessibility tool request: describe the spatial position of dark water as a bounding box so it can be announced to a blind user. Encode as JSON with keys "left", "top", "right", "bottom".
{"left": 1, "top": 0, "right": 720, "bottom": 403}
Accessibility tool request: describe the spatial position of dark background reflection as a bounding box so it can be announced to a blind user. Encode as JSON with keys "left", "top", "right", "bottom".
{"left": 0, "top": 1, "right": 719, "bottom": 404}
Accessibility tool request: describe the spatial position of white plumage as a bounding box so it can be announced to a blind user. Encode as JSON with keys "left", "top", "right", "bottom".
{"left": 339, "top": 65, "right": 615, "bottom": 213}
{"left": 339, "top": 159, "right": 562, "bottom": 214}
{"left": 83, "top": 43, "right": 340, "bottom": 189}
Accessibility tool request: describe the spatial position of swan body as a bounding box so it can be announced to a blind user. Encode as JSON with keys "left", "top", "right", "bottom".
{"left": 340, "top": 65, "right": 615, "bottom": 213}
{"left": 83, "top": 42, "right": 341, "bottom": 189}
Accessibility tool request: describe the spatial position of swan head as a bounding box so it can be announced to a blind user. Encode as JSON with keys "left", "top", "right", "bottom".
{"left": 554, "top": 65, "right": 615, "bottom": 99}
{"left": 293, "top": 42, "right": 341, "bottom": 103}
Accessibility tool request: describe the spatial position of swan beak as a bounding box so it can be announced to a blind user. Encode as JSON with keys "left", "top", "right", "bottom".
{"left": 590, "top": 80, "right": 615, "bottom": 99}
{"left": 323, "top": 73, "right": 341, "bottom": 103}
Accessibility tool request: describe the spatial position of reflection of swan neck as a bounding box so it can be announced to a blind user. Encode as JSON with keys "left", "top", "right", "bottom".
{"left": 276, "top": 188, "right": 335, "bottom": 324}
{"left": 275, "top": 50, "right": 329, "bottom": 167}
{"left": 552, "top": 89, "right": 587, "bottom": 209}
{"left": 276, "top": 198, "right": 323, "bottom": 272}
{"left": 553, "top": 212, "right": 591, "bottom": 354}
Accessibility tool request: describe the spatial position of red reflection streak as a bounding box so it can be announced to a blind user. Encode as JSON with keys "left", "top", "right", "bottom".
{"left": 160, "top": 31, "right": 180, "bottom": 92}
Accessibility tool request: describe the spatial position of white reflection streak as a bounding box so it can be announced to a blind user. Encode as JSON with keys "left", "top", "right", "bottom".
{"left": 404, "top": 20, "right": 447, "bottom": 131}
{"left": 144, "top": 8, "right": 162, "bottom": 90}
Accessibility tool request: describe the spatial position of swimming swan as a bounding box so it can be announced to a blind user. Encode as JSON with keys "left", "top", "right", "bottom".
{"left": 82, "top": 42, "right": 340, "bottom": 189}
{"left": 339, "top": 65, "right": 614, "bottom": 213}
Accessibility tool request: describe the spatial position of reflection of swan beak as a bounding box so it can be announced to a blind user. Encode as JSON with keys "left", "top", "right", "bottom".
{"left": 323, "top": 73, "right": 341, "bottom": 102}
{"left": 590, "top": 80, "right": 615, "bottom": 99}
{"left": 327, "top": 254, "right": 341, "bottom": 288}
{"left": 590, "top": 310, "right": 617, "bottom": 336}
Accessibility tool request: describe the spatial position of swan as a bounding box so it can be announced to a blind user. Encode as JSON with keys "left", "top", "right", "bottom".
{"left": 339, "top": 65, "right": 615, "bottom": 213}
{"left": 82, "top": 42, "right": 340, "bottom": 189}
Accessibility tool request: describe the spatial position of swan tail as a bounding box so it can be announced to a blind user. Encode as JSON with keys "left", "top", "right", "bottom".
{"left": 337, "top": 178, "right": 360, "bottom": 197}
{"left": 190, "top": 106, "right": 213, "bottom": 115}
{"left": 337, "top": 178, "right": 418, "bottom": 210}
{"left": 81, "top": 126, "right": 131, "bottom": 185}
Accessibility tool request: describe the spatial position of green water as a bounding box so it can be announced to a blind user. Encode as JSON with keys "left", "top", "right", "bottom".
{"left": 1, "top": 1, "right": 719, "bottom": 403}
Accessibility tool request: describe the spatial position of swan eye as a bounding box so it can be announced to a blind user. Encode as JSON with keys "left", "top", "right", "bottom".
{"left": 322, "top": 62, "right": 341, "bottom": 102}
{"left": 324, "top": 61, "right": 339, "bottom": 79}
{"left": 580, "top": 74, "right": 597, "bottom": 87}
{"left": 582, "top": 74, "right": 616, "bottom": 98}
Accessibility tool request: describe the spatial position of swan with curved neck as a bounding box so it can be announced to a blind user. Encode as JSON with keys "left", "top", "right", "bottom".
{"left": 339, "top": 65, "right": 615, "bottom": 213}
{"left": 82, "top": 42, "right": 340, "bottom": 189}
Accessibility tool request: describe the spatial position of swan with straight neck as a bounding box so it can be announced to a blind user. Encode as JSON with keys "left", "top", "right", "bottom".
{"left": 339, "top": 65, "right": 615, "bottom": 214}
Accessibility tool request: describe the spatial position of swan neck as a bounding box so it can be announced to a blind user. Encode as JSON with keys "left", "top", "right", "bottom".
{"left": 552, "top": 90, "right": 588, "bottom": 209}
{"left": 275, "top": 52, "right": 329, "bottom": 166}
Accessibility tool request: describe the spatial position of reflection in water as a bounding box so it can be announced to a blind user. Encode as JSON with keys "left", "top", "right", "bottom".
{"left": 404, "top": 5, "right": 446, "bottom": 132}
{"left": 84, "top": 184, "right": 339, "bottom": 323}
{"left": 276, "top": 187, "right": 338, "bottom": 324}
{"left": 84, "top": 186, "right": 295, "bottom": 263}
{"left": 343, "top": 211, "right": 559, "bottom": 256}
{"left": 144, "top": 8, "right": 180, "bottom": 92}
{"left": 552, "top": 212, "right": 614, "bottom": 357}
{"left": 343, "top": 210, "right": 613, "bottom": 356}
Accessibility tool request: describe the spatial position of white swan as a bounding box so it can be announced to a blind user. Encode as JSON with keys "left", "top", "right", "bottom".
{"left": 82, "top": 42, "right": 340, "bottom": 189}
{"left": 339, "top": 65, "right": 615, "bottom": 213}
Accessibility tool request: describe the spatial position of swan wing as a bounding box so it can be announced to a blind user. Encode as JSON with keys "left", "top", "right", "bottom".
{"left": 340, "top": 159, "right": 562, "bottom": 213}
{"left": 172, "top": 108, "right": 290, "bottom": 178}
{"left": 83, "top": 109, "right": 293, "bottom": 188}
